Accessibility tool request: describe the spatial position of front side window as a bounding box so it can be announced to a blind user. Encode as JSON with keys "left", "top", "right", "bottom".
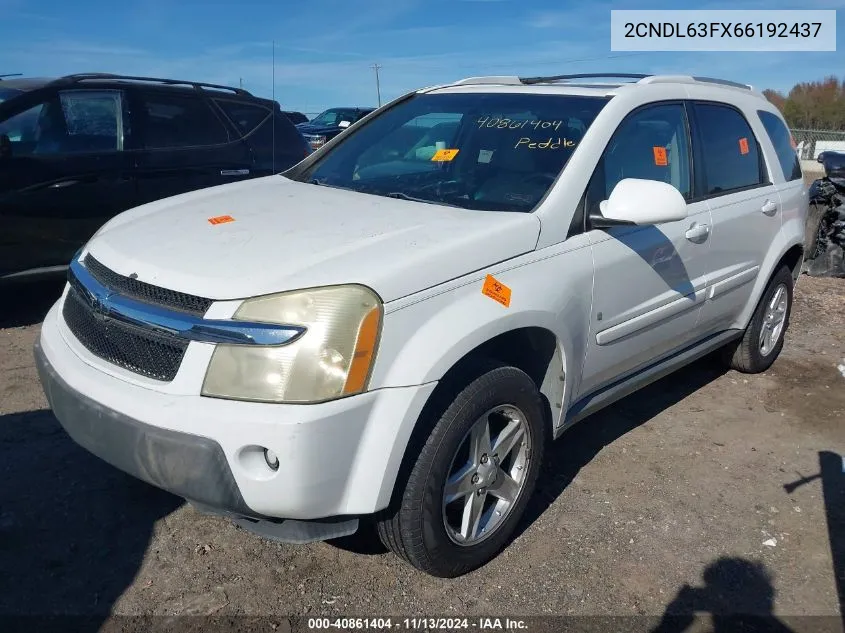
{"left": 0, "top": 89, "right": 125, "bottom": 156}
{"left": 591, "top": 103, "right": 691, "bottom": 208}
{"left": 140, "top": 93, "right": 229, "bottom": 149}
{"left": 693, "top": 103, "right": 765, "bottom": 195}
{"left": 297, "top": 93, "right": 609, "bottom": 212}
{"left": 758, "top": 110, "right": 802, "bottom": 182}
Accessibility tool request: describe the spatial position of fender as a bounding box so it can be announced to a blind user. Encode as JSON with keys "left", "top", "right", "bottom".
{"left": 363, "top": 240, "right": 595, "bottom": 507}
{"left": 369, "top": 237, "right": 594, "bottom": 398}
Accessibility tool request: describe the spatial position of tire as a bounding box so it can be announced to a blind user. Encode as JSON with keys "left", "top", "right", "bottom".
{"left": 376, "top": 362, "right": 546, "bottom": 577}
{"left": 804, "top": 202, "right": 828, "bottom": 262}
{"left": 723, "top": 265, "right": 793, "bottom": 373}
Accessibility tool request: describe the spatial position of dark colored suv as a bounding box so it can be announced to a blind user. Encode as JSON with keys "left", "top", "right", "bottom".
{"left": 296, "top": 107, "right": 375, "bottom": 151}
{"left": 282, "top": 111, "right": 309, "bottom": 125}
{"left": 0, "top": 73, "right": 311, "bottom": 281}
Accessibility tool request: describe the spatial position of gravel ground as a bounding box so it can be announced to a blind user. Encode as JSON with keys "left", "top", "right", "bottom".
{"left": 0, "top": 275, "right": 843, "bottom": 631}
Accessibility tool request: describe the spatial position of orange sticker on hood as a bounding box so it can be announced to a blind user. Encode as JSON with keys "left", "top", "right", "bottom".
{"left": 208, "top": 215, "right": 235, "bottom": 225}
{"left": 482, "top": 274, "right": 511, "bottom": 307}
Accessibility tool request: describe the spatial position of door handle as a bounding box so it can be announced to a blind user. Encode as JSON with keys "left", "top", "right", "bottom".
{"left": 49, "top": 180, "right": 79, "bottom": 189}
{"left": 220, "top": 169, "right": 250, "bottom": 176}
{"left": 685, "top": 223, "right": 710, "bottom": 242}
{"left": 761, "top": 200, "right": 779, "bottom": 216}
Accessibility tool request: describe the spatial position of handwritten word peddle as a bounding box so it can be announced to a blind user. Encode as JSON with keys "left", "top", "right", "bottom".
{"left": 514, "top": 137, "right": 577, "bottom": 149}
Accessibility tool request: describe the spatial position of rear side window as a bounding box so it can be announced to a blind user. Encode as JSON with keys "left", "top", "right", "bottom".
{"left": 215, "top": 99, "right": 270, "bottom": 136}
{"left": 758, "top": 110, "right": 802, "bottom": 181}
{"left": 692, "top": 103, "right": 765, "bottom": 196}
{"left": 140, "top": 93, "right": 229, "bottom": 149}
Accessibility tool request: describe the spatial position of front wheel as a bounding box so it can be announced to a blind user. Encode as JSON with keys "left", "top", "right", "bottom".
{"left": 377, "top": 363, "right": 546, "bottom": 577}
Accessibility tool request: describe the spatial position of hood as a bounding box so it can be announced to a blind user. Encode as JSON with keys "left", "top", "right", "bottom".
{"left": 86, "top": 176, "right": 541, "bottom": 303}
{"left": 296, "top": 123, "right": 342, "bottom": 136}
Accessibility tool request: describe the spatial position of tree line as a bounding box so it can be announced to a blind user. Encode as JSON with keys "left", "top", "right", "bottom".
{"left": 763, "top": 76, "right": 845, "bottom": 131}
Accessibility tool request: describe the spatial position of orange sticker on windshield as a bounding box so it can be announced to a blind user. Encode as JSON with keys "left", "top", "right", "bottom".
{"left": 739, "top": 138, "right": 750, "bottom": 155}
{"left": 208, "top": 215, "right": 235, "bottom": 225}
{"left": 431, "top": 148, "right": 459, "bottom": 162}
{"left": 653, "top": 146, "right": 668, "bottom": 166}
{"left": 482, "top": 274, "right": 511, "bottom": 307}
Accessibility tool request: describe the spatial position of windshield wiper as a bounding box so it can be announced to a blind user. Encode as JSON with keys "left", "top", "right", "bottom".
{"left": 385, "top": 192, "right": 465, "bottom": 208}
{"left": 310, "top": 178, "right": 352, "bottom": 192}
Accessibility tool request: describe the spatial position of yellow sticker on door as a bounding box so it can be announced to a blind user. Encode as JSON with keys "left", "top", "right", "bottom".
{"left": 431, "top": 148, "right": 459, "bottom": 162}
{"left": 482, "top": 274, "right": 511, "bottom": 307}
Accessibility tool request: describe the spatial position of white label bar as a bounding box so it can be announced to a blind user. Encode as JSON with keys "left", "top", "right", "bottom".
{"left": 611, "top": 10, "right": 837, "bottom": 51}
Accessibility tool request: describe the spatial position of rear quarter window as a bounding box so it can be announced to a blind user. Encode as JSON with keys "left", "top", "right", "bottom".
{"left": 758, "top": 110, "right": 802, "bottom": 182}
{"left": 215, "top": 99, "right": 271, "bottom": 136}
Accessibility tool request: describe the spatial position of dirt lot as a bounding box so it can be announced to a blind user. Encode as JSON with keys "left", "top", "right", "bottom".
{"left": 1, "top": 275, "right": 843, "bottom": 631}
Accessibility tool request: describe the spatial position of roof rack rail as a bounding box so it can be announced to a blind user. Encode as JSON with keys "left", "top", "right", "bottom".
{"left": 519, "top": 73, "right": 650, "bottom": 85}
{"left": 639, "top": 75, "right": 752, "bottom": 90}
{"left": 450, "top": 72, "right": 761, "bottom": 96}
{"left": 691, "top": 75, "right": 752, "bottom": 90}
{"left": 51, "top": 73, "right": 252, "bottom": 96}
{"left": 451, "top": 76, "right": 523, "bottom": 86}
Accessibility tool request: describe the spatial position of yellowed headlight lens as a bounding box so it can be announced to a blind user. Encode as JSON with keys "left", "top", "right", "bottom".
{"left": 201, "top": 285, "right": 382, "bottom": 403}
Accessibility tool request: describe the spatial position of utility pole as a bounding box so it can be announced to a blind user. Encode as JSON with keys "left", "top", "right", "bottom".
{"left": 371, "top": 64, "right": 382, "bottom": 107}
{"left": 239, "top": 77, "right": 243, "bottom": 90}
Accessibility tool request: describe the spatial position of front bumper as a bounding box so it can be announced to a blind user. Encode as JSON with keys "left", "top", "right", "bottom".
{"left": 36, "top": 301, "right": 436, "bottom": 522}
{"left": 35, "top": 340, "right": 251, "bottom": 515}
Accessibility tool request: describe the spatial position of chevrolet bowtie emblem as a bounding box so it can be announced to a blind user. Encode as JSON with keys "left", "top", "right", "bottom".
{"left": 84, "top": 288, "right": 114, "bottom": 322}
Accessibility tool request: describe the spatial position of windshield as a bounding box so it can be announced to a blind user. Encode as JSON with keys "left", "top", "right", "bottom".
{"left": 309, "top": 108, "right": 360, "bottom": 127}
{"left": 297, "top": 92, "right": 609, "bottom": 212}
{"left": 0, "top": 87, "right": 21, "bottom": 105}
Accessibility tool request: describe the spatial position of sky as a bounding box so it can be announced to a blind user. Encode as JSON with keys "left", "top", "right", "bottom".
{"left": 1, "top": 0, "right": 843, "bottom": 114}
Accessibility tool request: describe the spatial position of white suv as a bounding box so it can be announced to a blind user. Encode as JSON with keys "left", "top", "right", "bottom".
{"left": 35, "top": 73, "right": 807, "bottom": 577}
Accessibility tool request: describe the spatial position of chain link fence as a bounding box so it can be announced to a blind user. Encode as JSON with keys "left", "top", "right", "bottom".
{"left": 791, "top": 128, "right": 845, "bottom": 160}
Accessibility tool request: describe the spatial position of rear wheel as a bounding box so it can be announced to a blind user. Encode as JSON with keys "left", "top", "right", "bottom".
{"left": 723, "top": 265, "right": 793, "bottom": 373}
{"left": 376, "top": 363, "right": 545, "bottom": 577}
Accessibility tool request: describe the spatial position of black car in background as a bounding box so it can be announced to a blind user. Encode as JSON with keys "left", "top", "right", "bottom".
{"left": 296, "top": 106, "right": 375, "bottom": 151}
{"left": 0, "top": 73, "right": 310, "bottom": 281}
{"left": 282, "top": 110, "right": 309, "bottom": 125}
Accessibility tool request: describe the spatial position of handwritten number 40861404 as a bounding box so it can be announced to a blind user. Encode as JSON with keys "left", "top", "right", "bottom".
{"left": 477, "top": 117, "right": 563, "bottom": 131}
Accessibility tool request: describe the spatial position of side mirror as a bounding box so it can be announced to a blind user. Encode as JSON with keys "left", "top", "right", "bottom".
{"left": 817, "top": 153, "right": 826, "bottom": 164}
{"left": 591, "top": 178, "right": 687, "bottom": 228}
{"left": 0, "top": 134, "right": 11, "bottom": 159}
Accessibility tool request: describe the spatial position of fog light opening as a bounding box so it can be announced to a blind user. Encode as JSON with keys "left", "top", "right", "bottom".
{"left": 264, "top": 448, "right": 279, "bottom": 471}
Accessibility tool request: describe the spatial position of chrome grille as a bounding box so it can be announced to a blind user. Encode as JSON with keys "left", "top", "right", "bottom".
{"left": 63, "top": 261, "right": 194, "bottom": 382}
{"left": 84, "top": 254, "right": 212, "bottom": 316}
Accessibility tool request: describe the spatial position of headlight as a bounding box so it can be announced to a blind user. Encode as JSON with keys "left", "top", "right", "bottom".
{"left": 201, "top": 285, "right": 382, "bottom": 403}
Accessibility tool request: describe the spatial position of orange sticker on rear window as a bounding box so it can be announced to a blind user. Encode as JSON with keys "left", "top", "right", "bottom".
{"left": 653, "top": 146, "right": 668, "bottom": 166}
{"left": 208, "top": 215, "right": 235, "bottom": 225}
{"left": 482, "top": 274, "right": 511, "bottom": 307}
{"left": 739, "top": 138, "right": 750, "bottom": 155}
{"left": 431, "top": 148, "right": 459, "bottom": 162}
